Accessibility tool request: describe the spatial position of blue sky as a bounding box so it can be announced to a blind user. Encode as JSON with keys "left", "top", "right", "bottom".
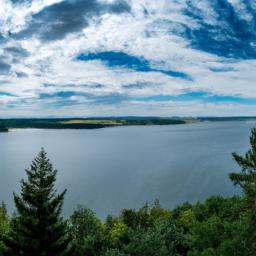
{"left": 0, "top": 0, "right": 256, "bottom": 117}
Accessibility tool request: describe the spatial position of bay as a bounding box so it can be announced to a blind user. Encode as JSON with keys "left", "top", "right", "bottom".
{"left": 0, "top": 121, "right": 254, "bottom": 218}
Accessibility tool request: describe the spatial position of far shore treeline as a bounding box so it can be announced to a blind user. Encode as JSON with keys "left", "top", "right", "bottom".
{"left": 0, "top": 118, "right": 186, "bottom": 130}
{"left": 1, "top": 129, "right": 256, "bottom": 255}
{"left": 1, "top": 116, "right": 256, "bottom": 131}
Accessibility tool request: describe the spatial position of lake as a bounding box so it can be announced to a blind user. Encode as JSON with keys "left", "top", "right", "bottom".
{"left": 0, "top": 121, "right": 255, "bottom": 218}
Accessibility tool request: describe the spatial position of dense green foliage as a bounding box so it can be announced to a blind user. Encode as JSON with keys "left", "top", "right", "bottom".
{"left": 1, "top": 129, "right": 256, "bottom": 255}
{"left": 67, "top": 197, "right": 247, "bottom": 256}
{"left": 0, "top": 203, "right": 9, "bottom": 253}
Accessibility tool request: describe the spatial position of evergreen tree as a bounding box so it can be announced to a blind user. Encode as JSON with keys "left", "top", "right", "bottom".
{"left": 3, "top": 148, "right": 71, "bottom": 256}
{"left": 229, "top": 128, "right": 256, "bottom": 218}
{"left": 229, "top": 128, "right": 256, "bottom": 254}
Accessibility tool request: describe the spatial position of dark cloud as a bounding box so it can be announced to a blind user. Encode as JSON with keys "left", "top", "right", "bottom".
{"left": 84, "top": 83, "right": 105, "bottom": 88}
{"left": 209, "top": 67, "right": 236, "bottom": 72}
{"left": 123, "top": 84, "right": 146, "bottom": 89}
{"left": 0, "top": 34, "right": 7, "bottom": 44}
{"left": 0, "top": 80, "right": 10, "bottom": 84}
{"left": 39, "top": 91, "right": 84, "bottom": 99}
{"left": 123, "top": 82, "right": 152, "bottom": 89}
{"left": 42, "top": 82, "right": 105, "bottom": 88}
{"left": 15, "top": 71, "right": 28, "bottom": 78}
{"left": 4, "top": 46, "right": 30, "bottom": 57}
{"left": 13, "top": 0, "right": 130, "bottom": 41}
{"left": 0, "top": 60, "right": 11, "bottom": 75}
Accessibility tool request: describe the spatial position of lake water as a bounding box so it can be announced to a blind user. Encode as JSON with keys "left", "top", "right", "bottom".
{"left": 0, "top": 121, "right": 255, "bottom": 218}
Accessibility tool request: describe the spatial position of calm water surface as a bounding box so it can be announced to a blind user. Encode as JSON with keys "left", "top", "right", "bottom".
{"left": 0, "top": 121, "right": 255, "bottom": 218}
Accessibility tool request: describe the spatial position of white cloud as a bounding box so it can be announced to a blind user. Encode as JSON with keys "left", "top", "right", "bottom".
{"left": 0, "top": 0, "right": 255, "bottom": 116}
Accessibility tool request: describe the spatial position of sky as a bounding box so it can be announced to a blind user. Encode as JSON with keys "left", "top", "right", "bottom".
{"left": 0, "top": 0, "right": 256, "bottom": 117}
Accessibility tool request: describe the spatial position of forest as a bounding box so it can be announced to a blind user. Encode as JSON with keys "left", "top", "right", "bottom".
{"left": 1, "top": 117, "right": 256, "bottom": 131}
{"left": 0, "top": 118, "right": 186, "bottom": 130}
{"left": 0, "top": 129, "right": 256, "bottom": 255}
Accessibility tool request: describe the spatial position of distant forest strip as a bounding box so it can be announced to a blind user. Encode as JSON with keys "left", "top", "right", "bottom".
{"left": 1, "top": 117, "right": 256, "bottom": 131}
{"left": 0, "top": 118, "right": 186, "bottom": 130}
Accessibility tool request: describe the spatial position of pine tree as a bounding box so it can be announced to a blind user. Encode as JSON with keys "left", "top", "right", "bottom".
{"left": 229, "top": 128, "right": 256, "bottom": 254}
{"left": 229, "top": 128, "right": 256, "bottom": 219}
{"left": 3, "top": 148, "right": 71, "bottom": 256}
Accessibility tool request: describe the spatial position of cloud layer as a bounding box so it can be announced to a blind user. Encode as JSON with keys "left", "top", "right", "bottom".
{"left": 0, "top": 0, "right": 256, "bottom": 117}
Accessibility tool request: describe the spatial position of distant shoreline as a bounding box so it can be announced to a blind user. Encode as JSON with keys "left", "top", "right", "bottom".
{"left": 0, "top": 117, "right": 256, "bottom": 131}
{"left": 0, "top": 118, "right": 187, "bottom": 130}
